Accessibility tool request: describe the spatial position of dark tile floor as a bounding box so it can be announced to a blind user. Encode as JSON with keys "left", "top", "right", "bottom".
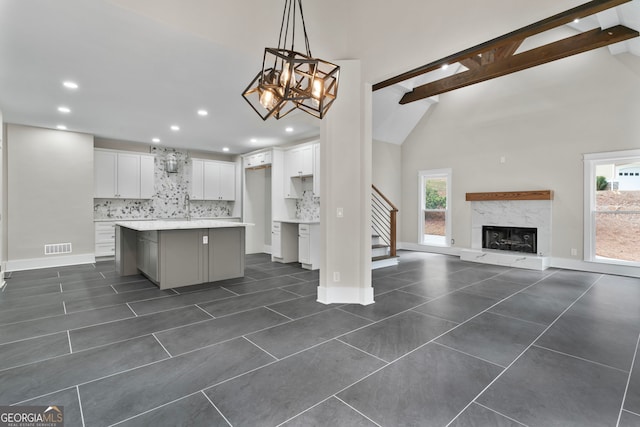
{"left": 1, "top": 251, "right": 639, "bottom": 427}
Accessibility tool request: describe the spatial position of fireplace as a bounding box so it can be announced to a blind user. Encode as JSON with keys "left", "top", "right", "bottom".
{"left": 482, "top": 226, "right": 537, "bottom": 254}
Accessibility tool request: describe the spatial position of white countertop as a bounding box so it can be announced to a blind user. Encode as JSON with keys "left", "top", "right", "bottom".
{"left": 115, "top": 220, "right": 253, "bottom": 231}
{"left": 96, "top": 217, "right": 241, "bottom": 223}
{"left": 274, "top": 219, "right": 320, "bottom": 224}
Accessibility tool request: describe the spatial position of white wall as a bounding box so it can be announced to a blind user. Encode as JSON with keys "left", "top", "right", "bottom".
{"left": 7, "top": 124, "right": 94, "bottom": 269}
{"left": 400, "top": 50, "right": 640, "bottom": 265}
{"left": 372, "top": 139, "right": 402, "bottom": 238}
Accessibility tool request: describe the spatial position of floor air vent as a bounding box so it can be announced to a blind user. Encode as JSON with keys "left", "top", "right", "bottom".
{"left": 44, "top": 243, "right": 72, "bottom": 255}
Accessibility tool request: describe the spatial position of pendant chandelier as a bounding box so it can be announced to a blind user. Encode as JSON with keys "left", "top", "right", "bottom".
{"left": 242, "top": 0, "right": 340, "bottom": 120}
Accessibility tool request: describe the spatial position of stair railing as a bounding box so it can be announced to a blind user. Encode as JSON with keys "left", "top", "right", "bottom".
{"left": 372, "top": 185, "right": 399, "bottom": 257}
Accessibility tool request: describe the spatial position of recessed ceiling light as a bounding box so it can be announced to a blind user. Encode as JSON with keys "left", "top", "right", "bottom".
{"left": 441, "top": 64, "right": 449, "bottom": 70}
{"left": 56, "top": 125, "right": 67, "bottom": 130}
{"left": 63, "top": 81, "right": 78, "bottom": 89}
{"left": 197, "top": 109, "right": 208, "bottom": 116}
{"left": 285, "top": 127, "right": 294, "bottom": 132}
{"left": 222, "top": 147, "right": 230, "bottom": 152}
{"left": 250, "top": 138, "right": 257, "bottom": 143}
{"left": 152, "top": 138, "right": 160, "bottom": 143}
{"left": 573, "top": 18, "right": 580, "bottom": 23}
{"left": 58, "top": 106, "right": 71, "bottom": 113}
{"left": 170, "top": 125, "right": 180, "bottom": 131}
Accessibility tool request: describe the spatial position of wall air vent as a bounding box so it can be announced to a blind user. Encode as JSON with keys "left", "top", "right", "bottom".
{"left": 44, "top": 243, "right": 72, "bottom": 255}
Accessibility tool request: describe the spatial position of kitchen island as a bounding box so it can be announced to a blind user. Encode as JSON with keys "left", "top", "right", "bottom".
{"left": 115, "top": 220, "right": 251, "bottom": 289}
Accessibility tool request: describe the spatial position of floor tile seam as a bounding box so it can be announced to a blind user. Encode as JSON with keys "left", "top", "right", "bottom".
{"left": 532, "top": 344, "right": 630, "bottom": 374}
{"left": 431, "top": 341, "right": 507, "bottom": 369}
{"left": 242, "top": 335, "right": 280, "bottom": 360}
{"left": 67, "top": 330, "right": 73, "bottom": 353}
{"left": 60, "top": 283, "right": 63, "bottom": 293}
{"left": 201, "top": 391, "right": 233, "bottom": 427}
{"left": 69, "top": 312, "right": 220, "bottom": 353}
{"left": 334, "top": 395, "right": 384, "bottom": 427}
{"left": 407, "top": 309, "right": 462, "bottom": 325}
{"left": 100, "top": 272, "right": 106, "bottom": 279}
{"left": 62, "top": 301, "right": 67, "bottom": 315}
{"left": 219, "top": 286, "right": 241, "bottom": 296}
{"left": 11, "top": 385, "right": 76, "bottom": 405}
{"left": 262, "top": 305, "right": 294, "bottom": 321}
{"left": 152, "top": 333, "right": 173, "bottom": 358}
{"left": 0, "top": 342, "right": 72, "bottom": 373}
{"left": 194, "top": 304, "right": 216, "bottom": 318}
{"left": 205, "top": 292, "right": 302, "bottom": 320}
{"left": 62, "top": 277, "right": 148, "bottom": 289}
{"left": 617, "top": 331, "right": 640, "bottom": 427}
{"left": 0, "top": 306, "right": 69, "bottom": 327}
{"left": 65, "top": 293, "right": 181, "bottom": 314}
{"left": 127, "top": 291, "right": 240, "bottom": 316}
{"left": 443, "top": 278, "right": 599, "bottom": 427}
{"left": 8, "top": 347, "right": 174, "bottom": 406}
{"left": 484, "top": 310, "right": 548, "bottom": 328}
{"left": 110, "top": 284, "right": 118, "bottom": 294}
{"left": 274, "top": 395, "right": 337, "bottom": 427}
{"left": 0, "top": 330, "right": 76, "bottom": 355}
{"left": 125, "top": 303, "right": 138, "bottom": 317}
{"left": 623, "top": 409, "right": 640, "bottom": 417}
{"left": 221, "top": 284, "right": 304, "bottom": 298}
{"left": 76, "top": 385, "right": 86, "bottom": 427}
{"left": 472, "top": 401, "right": 530, "bottom": 427}
{"left": 335, "top": 338, "right": 390, "bottom": 364}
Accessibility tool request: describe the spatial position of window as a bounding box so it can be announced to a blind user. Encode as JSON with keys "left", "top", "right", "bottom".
{"left": 584, "top": 150, "right": 640, "bottom": 266}
{"left": 419, "top": 169, "right": 451, "bottom": 246}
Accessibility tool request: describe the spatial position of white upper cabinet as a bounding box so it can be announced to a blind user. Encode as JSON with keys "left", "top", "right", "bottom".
{"left": 192, "top": 159, "right": 236, "bottom": 201}
{"left": 285, "top": 145, "right": 313, "bottom": 177}
{"left": 244, "top": 151, "right": 272, "bottom": 169}
{"left": 94, "top": 149, "right": 155, "bottom": 199}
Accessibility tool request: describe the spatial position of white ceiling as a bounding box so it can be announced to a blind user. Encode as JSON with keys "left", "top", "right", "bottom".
{"left": 1, "top": 0, "right": 639, "bottom": 153}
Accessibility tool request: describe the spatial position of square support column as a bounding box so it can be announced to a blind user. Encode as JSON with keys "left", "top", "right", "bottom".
{"left": 317, "top": 60, "right": 374, "bottom": 305}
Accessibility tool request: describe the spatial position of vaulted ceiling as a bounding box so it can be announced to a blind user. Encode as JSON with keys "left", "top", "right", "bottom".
{"left": 1, "top": 0, "right": 637, "bottom": 153}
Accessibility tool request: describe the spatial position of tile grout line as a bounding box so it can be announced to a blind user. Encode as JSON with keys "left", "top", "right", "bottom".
{"left": 201, "top": 391, "right": 233, "bottom": 427}
{"left": 126, "top": 302, "right": 138, "bottom": 317}
{"left": 335, "top": 338, "right": 389, "bottom": 364}
{"left": 263, "top": 305, "right": 294, "bottom": 321}
{"left": 220, "top": 286, "right": 241, "bottom": 296}
{"left": 59, "top": 283, "right": 63, "bottom": 293}
{"left": 62, "top": 301, "right": 67, "bottom": 315}
{"left": 107, "top": 392, "right": 204, "bottom": 426}
{"left": 484, "top": 310, "right": 547, "bottom": 327}
{"left": 110, "top": 284, "right": 118, "bottom": 294}
{"left": 67, "top": 330, "right": 73, "bottom": 353}
{"left": 152, "top": 333, "right": 173, "bottom": 358}
{"left": 533, "top": 343, "right": 629, "bottom": 374}
{"left": 274, "top": 396, "right": 336, "bottom": 427}
{"left": 623, "top": 408, "right": 640, "bottom": 417}
{"left": 616, "top": 331, "right": 640, "bottom": 427}
{"left": 76, "top": 386, "right": 86, "bottom": 427}
{"left": 432, "top": 341, "right": 506, "bottom": 369}
{"left": 444, "top": 275, "right": 602, "bottom": 427}
{"left": 100, "top": 272, "right": 106, "bottom": 279}
{"left": 242, "top": 336, "right": 279, "bottom": 360}
{"left": 194, "top": 304, "right": 216, "bottom": 318}
{"left": 473, "top": 402, "right": 530, "bottom": 427}
{"left": 335, "top": 396, "right": 384, "bottom": 427}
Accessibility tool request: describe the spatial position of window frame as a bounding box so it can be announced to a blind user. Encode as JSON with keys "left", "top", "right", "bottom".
{"left": 418, "top": 168, "right": 452, "bottom": 247}
{"left": 583, "top": 149, "right": 640, "bottom": 267}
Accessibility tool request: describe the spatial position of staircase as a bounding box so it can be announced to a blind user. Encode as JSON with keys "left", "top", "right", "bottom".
{"left": 371, "top": 185, "right": 399, "bottom": 269}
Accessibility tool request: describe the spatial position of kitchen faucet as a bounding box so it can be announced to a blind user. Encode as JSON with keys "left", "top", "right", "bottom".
{"left": 184, "top": 193, "right": 191, "bottom": 220}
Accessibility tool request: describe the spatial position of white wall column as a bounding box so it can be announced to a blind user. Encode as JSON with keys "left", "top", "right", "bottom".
{"left": 317, "top": 60, "right": 374, "bottom": 305}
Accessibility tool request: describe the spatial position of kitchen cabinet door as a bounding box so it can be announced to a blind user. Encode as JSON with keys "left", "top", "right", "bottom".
{"left": 271, "top": 223, "right": 282, "bottom": 258}
{"left": 140, "top": 155, "right": 155, "bottom": 199}
{"left": 298, "top": 226, "right": 310, "bottom": 264}
{"left": 218, "top": 162, "right": 236, "bottom": 201}
{"left": 116, "top": 152, "right": 141, "bottom": 198}
{"left": 203, "top": 161, "right": 219, "bottom": 200}
{"left": 191, "top": 159, "right": 204, "bottom": 200}
{"left": 94, "top": 150, "right": 117, "bottom": 198}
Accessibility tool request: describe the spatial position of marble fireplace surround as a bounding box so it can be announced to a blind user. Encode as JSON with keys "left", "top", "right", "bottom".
{"left": 462, "top": 190, "right": 553, "bottom": 270}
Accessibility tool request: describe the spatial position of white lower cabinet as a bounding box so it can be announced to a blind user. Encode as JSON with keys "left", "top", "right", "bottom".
{"left": 95, "top": 221, "right": 116, "bottom": 257}
{"left": 298, "top": 223, "right": 319, "bottom": 270}
{"left": 271, "top": 221, "right": 298, "bottom": 263}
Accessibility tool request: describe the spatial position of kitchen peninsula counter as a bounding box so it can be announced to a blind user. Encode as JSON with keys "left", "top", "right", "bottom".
{"left": 115, "top": 220, "right": 252, "bottom": 289}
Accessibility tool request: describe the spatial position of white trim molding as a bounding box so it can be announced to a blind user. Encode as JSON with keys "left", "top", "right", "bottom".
{"left": 317, "top": 284, "right": 374, "bottom": 305}
{"left": 5, "top": 253, "right": 96, "bottom": 272}
{"left": 399, "top": 242, "right": 462, "bottom": 257}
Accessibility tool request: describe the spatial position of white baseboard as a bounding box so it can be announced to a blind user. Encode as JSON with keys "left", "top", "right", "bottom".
{"left": 550, "top": 257, "right": 640, "bottom": 278}
{"left": 317, "top": 284, "right": 374, "bottom": 305}
{"left": 6, "top": 253, "right": 96, "bottom": 272}
{"left": 399, "top": 242, "right": 462, "bottom": 257}
{"left": 263, "top": 244, "right": 272, "bottom": 255}
{"left": 461, "top": 249, "right": 550, "bottom": 271}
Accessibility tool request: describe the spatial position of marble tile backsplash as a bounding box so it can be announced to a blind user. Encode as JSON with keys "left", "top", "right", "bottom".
{"left": 295, "top": 190, "right": 320, "bottom": 221}
{"left": 94, "top": 147, "right": 232, "bottom": 220}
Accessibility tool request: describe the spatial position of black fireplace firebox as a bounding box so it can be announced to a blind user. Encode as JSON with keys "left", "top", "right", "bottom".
{"left": 482, "top": 226, "right": 537, "bottom": 254}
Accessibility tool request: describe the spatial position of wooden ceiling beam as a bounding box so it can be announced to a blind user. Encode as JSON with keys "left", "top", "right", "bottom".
{"left": 373, "top": 0, "right": 632, "bottom": 91}
{"left": 399, "top": 25, "right": 638, "bottom": 104}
